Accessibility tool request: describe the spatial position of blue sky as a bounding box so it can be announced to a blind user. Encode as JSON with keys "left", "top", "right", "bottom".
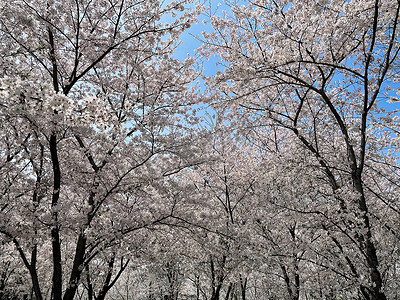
{"left": 171, "top": 1, "right": 400, "bottom": 114}
{"left": 169, "top": 1, "right": 227, "bottom": 77}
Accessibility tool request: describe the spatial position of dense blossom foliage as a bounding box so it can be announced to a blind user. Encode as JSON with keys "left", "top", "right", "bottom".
{"left": 0, "top": 0, "right": 399, "bottom": 300}
{"left": 0, "top": 0, "right": 201, "bottom": 299}
{"left": 199, "top": 0, "right": 400, "bottom": 299}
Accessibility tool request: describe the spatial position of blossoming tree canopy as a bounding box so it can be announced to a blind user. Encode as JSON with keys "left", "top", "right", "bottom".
{"left": 0, "top": 0, "right": 202, "bottom": 299}
{"left": 200, "top": 0, "right": 400, "bottom": 299}
{"left": 1, "top": 0, "right": 400, "bottom": 299}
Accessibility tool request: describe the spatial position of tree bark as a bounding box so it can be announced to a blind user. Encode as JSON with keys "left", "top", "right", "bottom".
{"left": 63, "top": 233, "right": 87, "bottom": 300}
{"left": 50, "top": 133, "right": 62, "bottom": 300}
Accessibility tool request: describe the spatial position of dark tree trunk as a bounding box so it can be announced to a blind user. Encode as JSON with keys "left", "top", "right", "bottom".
{"left": 240, "top": 275, "right": 247, "bottom": 300}
{"left": 63, "top": 234, "right": 87, "bottom": 300}
{"left": 224, "top": 283, "right": 232, "bottom": 300}
{"left": 49, "top": 133, "right": 62, "bottom": 300}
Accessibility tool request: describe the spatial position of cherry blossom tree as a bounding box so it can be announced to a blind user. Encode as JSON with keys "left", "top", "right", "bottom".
{"left": 2, "top": 0, "right": 400, "bottom": 299}
{"left": 0, "top": 0, "right": 202, "bottom": 299}
{"left": 163, "top": 124, "right": 260, "bottom": 300}
{"left": 200, "top": 0, "right": 400, "bottom": 299}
